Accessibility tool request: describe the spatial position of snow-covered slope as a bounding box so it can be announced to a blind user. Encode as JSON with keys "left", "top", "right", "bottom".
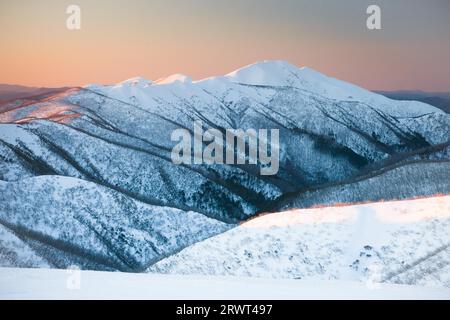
{"left": 149, "top": 196, "right": 450, "bottom": 289}
{"left": 0, "top": 176, "right": 231, "bottom": 271}
{"left": 2, "top": 267, "right": 449, "bottom": 299}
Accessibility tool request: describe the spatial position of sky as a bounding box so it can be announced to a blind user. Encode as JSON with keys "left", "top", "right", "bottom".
{"left": 1, "top": 0, "right": 450, "bottom": 91}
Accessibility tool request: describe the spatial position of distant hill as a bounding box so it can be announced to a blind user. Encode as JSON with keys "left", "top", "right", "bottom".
{"left": 0, "top": 84, "right": 69, "bottom": 103}
{"left": 375, "top": 90, "right": 450, "bottom": 113}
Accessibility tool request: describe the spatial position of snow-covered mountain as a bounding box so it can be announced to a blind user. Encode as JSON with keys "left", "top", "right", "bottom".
{"left": 0, "top": 60, "right": 449, "bottom": 273}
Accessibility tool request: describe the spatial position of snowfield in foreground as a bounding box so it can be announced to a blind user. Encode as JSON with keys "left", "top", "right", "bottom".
{"left": 150, "top": 196, "right": 450, "bottom": 288}
{"left": 0, "top": 267, "right": 449, "bottom": 300}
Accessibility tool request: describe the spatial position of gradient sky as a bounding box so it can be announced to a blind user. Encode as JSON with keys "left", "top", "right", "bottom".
{"left": 1, "top": 0, "right": 450, "bottom": 91}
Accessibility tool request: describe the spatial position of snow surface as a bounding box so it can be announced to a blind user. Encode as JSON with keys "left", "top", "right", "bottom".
{"left": 1, "top": 267, "right": 449, "bottom": 300}
{"left": 150, "top": 196, "right": 450, "bottom": 288}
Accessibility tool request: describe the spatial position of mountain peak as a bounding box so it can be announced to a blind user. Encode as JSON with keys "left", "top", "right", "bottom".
{"left": 231, "top": 60, "right": 299, "bottom": 71}
{"left": 155, "top": 74, "right": 193, "bottom": 85}
{"left": 118, "top": 76, "right": 152, "bottom": 87}
{"left": 225, "top": 60, "right": 302, "bottom": 86}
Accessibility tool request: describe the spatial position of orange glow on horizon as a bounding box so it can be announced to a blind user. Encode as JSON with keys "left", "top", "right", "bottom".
{"left": 1, "top": 0, "right": 450, "bottom": 91}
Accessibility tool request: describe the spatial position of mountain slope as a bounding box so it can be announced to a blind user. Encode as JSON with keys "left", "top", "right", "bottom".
{"left": 149, "top": 196, "right": 450, "bottom": 288}
{"left": 0, "top": 176, "right": 230, "bottom": 271}
{"left": 375, "top": 90, "right": 450, "bottom": 113}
